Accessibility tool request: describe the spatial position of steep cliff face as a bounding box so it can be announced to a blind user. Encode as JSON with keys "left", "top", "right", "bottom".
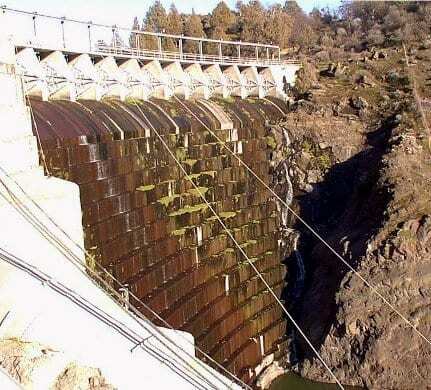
{"left": 30, "top": 97, "right": 290, "bottom": 383}
{"left": 267, "top": 48, "right": 431, "bottom": 388}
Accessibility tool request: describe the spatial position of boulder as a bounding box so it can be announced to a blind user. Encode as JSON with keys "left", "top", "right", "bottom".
{"left": 320, "top": 62, "right": 346, "bottom": 78}
{"left": 350, "top": 96, "right": 369, "bottom": 110}
{"left": 355, "top": 73, "right": 375, "bottom": 87}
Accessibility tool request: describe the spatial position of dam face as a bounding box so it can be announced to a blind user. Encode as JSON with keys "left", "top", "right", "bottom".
{"left": 31, "top": 96, "right": 289, "bottom": 382}
{"left": 0, "top": 8, "right": 298, "bottom": 387}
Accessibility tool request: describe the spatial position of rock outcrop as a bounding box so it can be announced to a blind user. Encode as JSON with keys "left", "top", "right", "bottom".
{"left": 271, "top": 47, "right": 431, "bottom": 389}
{"left": 0, "top": 338, "right": 115, "bottom": 389}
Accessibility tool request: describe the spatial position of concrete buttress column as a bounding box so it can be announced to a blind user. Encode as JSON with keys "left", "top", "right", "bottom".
{"left": 120, "top": 59, "right": 151, "bottom": 100}
{"left": 203, "top": 64, "right": 229, "bottom": 98}
{"left": 68, "top": 54, "right": 102, "bottom": 100}
{"left": 241, "top": 66, "right": 264, "bottom": 98}
{"left": 144, "top": 60, "right": 173, "bottom": 99}
{"left": 94, "top": 56, "right": 127, "bottom": 101}
{"left": 41, "top": 51, "right": 76, "bottom": 101}
{"left": 223, "top": 65, "right": 247, "bottom": 99}
{"left": 184, "top": 63, "right": 210, "bottom": 100}
{"left": 163, "top": 61, "right": 191, "bottom": 99}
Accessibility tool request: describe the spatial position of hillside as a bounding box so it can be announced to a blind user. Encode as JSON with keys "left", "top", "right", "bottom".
{"left": 266, "top": 32, "right": 431, "bottom": 389}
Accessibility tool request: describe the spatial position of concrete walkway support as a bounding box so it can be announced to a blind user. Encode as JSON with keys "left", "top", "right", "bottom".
{"left": 15, "top": 48, "right": 48, "bottom": 100}
{"left": 41, "top": 50, "right": 76, "bottom": 101}
{"left": 119, "top": 59, "right": 151, "bottom": 100}
{"left": 163, "top": 61, "right": 192, "bottom": 100}
{"left": 223, "top": 65, "right": 247, "bottom": 99}
{"left": 95, "top": 56, "right": 127, "bottom": 101}
{"left": 184, "top": 63, "right": 211, "bottom": 100}
{"left": 14, "top": 48, "right": 299, "bottom": 101}
{"left": 203, "top": 64, "right": 229, "bottom": 99}
{"left": 241, "top": 66, "right": 264, "bottom": 99}
{"left": 69, "top": 53, "right": 103, "bottom": 100}
{"left": 144, "top": 60, "right": 174, "bottom": 99}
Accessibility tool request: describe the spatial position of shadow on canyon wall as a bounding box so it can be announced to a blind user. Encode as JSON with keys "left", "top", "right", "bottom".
{"left": 283, "top": 115, "right": 399, "bottom": 359}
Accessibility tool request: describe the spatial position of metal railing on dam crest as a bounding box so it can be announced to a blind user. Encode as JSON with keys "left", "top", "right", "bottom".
{"left": 0, "top": 6, "right": 300, "bottom": 101}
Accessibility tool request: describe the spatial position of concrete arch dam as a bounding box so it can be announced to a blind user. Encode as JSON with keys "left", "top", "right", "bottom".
{"left": 30, "top": 96, "right": 289, "bottom": 383}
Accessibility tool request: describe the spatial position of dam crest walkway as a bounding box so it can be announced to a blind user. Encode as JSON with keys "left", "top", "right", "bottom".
{"left": 1, "top": 6, "right": 300, "bottom": 102}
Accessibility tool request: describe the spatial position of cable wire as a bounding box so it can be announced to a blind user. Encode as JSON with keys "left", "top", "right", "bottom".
{"left": 6, "top": 63, "right": 344, "bottom": 386}
{"left": 129, "top": 101, "right": 346, "bottom": 389}
{"left": 0, "top": 247, "right": 211, "bottom": 390}
{"left": 0, "top": 175, "right": 228, "bottom": 390}
{"left": 172, "top": 95, "right": 431, "bottom": 348}
{"left": 0, "top": 69, "right": 251, "bottom": 389}
{"left": 12, "top": 69, "right": 248, "bottom": 388}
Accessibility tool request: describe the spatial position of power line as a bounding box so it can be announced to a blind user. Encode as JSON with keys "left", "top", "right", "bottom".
{"left": 128, "top": 101, "right": 346, "bottom": 390}
{"left": 172, "top": 95, "right": 431, "bottom": 348}
{"left": 0, "top": 174, "right": 231, "bottom": 390}
{"left": 0, "top": 247, "right": 212, "bottom": 390}
{"left": 7, "top": 65, "right": 249, "bottom": 388}
{"left": 0, "top": 66, "right": 251, "bottom": 389}
{"left": 1, "top": 162, "right": 249, "bottom": 388}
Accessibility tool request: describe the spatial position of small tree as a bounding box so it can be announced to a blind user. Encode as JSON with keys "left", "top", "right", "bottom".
{"left": 143, "top": 1, "right": 168, "bottom": 50}
{"left": 236, "top": 0, "right": 267, "bottom": 56}
{"left": 183, "top": 10, "right": 205, "bottom": 53}
{"left": 165, "top": 4, "right": 183, "bottom": 51}
{"left": 289, "top": 6, "right": 317, "bottom": 52}
{"left": 367, "top": 26, "right": 385, "bottom": 46}
{"left": 320, "top": 32, "right": 335, "bottom": 49}
{"left": 129, "top": 17, "right": 141, "bottom": 48}
{"left": 283, "top": 1, "right": 302, "bottom": 16}
{"left": 208, "top": 1, "right": 236, "bottom": 38}
{"left": 264, "top": 4, "right": 293, "bottom": 48}
{"left": 383, "top": 5, "right": 406, "bottom": 32}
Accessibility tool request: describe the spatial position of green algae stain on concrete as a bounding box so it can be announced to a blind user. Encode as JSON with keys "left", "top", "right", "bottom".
{"left": 175, "top": 147, "right": 188, "bottom": 161}
{"left": 184, "top": 158, "right": 198, "bottom": 167}
{"left": 171, "top": 228, "right": 186, "bottom": 236}
{"left": 219, "top": 211, "right": 237, "bottom": 219}
{"left": 201, "top": 170, "right": 217, "bottom": 178}
{"left": 157, "top": 194, "right": 181, "bottom": 208}
{"left": 137, "top": 184, "right": 155, "bottom": 192}
{"left": 266, "top": 136, "right": 277, "bottom": 150}
{"left": 188, "top": 187, "right": 209, "bottom": 197}
{"left": 168, "top": 203, "right": 208, "bottom": 217}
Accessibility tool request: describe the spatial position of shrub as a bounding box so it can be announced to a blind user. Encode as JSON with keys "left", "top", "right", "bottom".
{"left": 367, "top": 27, "right": 385, "bottom": 46}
